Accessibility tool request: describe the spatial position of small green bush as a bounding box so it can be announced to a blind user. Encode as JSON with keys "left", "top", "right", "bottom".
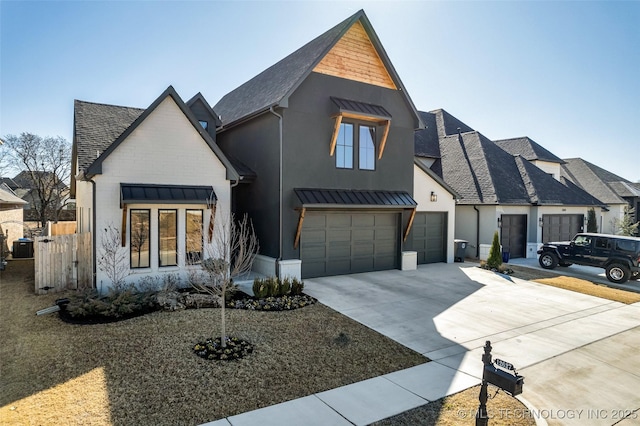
{"left": 291, "top": 277, "right": 304, "bottom": 295}
{"left": 252, "top": 278, "right": 269, "bottom": 298}
{"left": 251, "top": 276, "right": 305, "bottom": 298}
{"left": 486, "top": 230, "right": 503, "bottom": 270}
{"left": 279, "top": 277, "right": 291, "bottom": 296}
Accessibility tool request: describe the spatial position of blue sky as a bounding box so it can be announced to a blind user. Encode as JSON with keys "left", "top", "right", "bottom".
{"left": 1, "top": 1, "right": 638, "bottom": 181}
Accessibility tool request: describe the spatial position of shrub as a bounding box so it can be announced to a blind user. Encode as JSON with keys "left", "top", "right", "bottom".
{"left": 486, "top": 231, "right": 503, "bottom": 270}
{"left": 586, "top": 208, "right": 598, "bottom": 233}
{"left": 279, "top": 277, "right": 291, "bottom": 296}
{"left": 291, "top": 277, "right": 304, "bottom": 295}
{"left": 251, "top": 276, "right": 305, "bottom": 298}
{"left": 252, "top": 278, "right": 269, "bottom": 298}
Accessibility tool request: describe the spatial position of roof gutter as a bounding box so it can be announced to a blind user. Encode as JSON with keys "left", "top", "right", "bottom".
{"left": 83, "top": 172, "right": 97, "bottom": 289}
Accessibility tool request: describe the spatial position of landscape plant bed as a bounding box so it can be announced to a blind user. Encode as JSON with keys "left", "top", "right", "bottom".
{"left": 227, "top": 293, "right": 316, "bottom": 311}
{"left": 193, "top": 336, "right": 254, "bottom": 361}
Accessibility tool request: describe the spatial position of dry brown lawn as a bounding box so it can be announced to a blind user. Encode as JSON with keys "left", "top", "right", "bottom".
{"left": 0, "top": 260, "right": 540, "bottom": 426}
{"left": 505, "top": 264, "right": 640, "bottom": 304}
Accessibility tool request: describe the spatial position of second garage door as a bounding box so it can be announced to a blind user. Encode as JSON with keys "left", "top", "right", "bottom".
{"left": 542, "top": 214, "right": 583, "bottom": 243}
{"left": 300, "top": 211, "right": 399, "bottom": 278}
{"left": 410, "top": 212, "right": 447, "bottom": 264}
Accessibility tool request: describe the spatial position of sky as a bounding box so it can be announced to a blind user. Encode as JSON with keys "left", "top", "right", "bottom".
{"left": 1, "top": 1, "right": 638, "bottom": 181}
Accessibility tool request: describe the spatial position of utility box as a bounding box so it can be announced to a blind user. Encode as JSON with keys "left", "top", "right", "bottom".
{"left": 454, "top": 239, "right": 468, "bottom": 262}
{"left": 484, "top": 364, "right": 524, "bottom": 396}
{"left": 12, "top": 239, "right": 34, "bottom": 258}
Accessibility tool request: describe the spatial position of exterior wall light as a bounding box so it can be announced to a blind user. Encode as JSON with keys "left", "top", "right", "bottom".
{"left": 430, "top": 191, "right": 437, "bottom": 202}
{"left": 539, "top": 217, "right": 544, "bottom": 227}
{"left": 497, "top": 217, "right": 502, "bottom": 227}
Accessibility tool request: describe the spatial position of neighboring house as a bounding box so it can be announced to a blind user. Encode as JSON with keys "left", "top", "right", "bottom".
{"left": 0, "top": 183, "right": 27, "bottom": 251}
{"left": 12, "top": 170, "right": 70, "bottom": 210}
{"left": 213, "top": 9, "right": 453, "bottom": 279}
{"left": 562, "top": 158, "right": 640, "bottom": 235}
{"left": 72, "top": 86, "right": 239, "bottom": 289}
{"left": 415, "top": 109, "right": 604, "bottom": 259}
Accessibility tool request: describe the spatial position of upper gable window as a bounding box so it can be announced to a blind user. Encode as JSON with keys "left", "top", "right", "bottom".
{"left": 335, "top": 122, "right": 376, "bottom": 170}
{"left": 329, "top": 97, "right": 391, "bottom": 166}
{"left": 199, "top": 120, "right": 208, "bottom": 130}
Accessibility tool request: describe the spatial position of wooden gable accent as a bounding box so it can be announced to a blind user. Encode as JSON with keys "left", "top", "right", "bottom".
{"left": 313, "top": 21, "right": 397, "bottom": 89}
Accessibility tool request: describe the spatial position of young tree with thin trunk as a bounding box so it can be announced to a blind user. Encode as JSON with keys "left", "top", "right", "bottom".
{"left": 97, "top": 224, "right": 131, "bottom": 292}
{"left": 189, "top": 206, "right": 259, "bottom": 348}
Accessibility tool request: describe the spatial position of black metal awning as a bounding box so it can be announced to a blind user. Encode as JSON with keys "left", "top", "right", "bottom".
{"left": 294, "top": 188, "right": 416, "bottom": 209}
{"left": 331, "top": 97, "right": 392, "bottom": 121}
{"left": 120, "top": 183, "right": 216, "bottom": 206}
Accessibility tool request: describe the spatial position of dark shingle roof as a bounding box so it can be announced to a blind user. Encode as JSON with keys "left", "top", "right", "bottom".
{"left": 494, "top": 137, "right": 565, "bottom": 164}
{"left": 73, "top": 87, "right": 239, "bottom": 192}
{"left": 414, "top": 111, "right": 440, "bottom": 158}
{"left": 213, "top": 10, "right": 421, "bottom": 129}
{"left": 73, "top": 100, "right": 144, "bottom": 175}
{"left": 0, "top": 177, "right": 20, "bottom": 190}
{"left": 418, "top": 110, "right": 604, "bottom": 207}
{"left": 214, "top": 13, "right": 357, "bottom": 127}
{"left": 561, "top": 158, "right": 637, "bottom": 204}
{"left": 432, "top": 109, "right": 474, "bottom": 138}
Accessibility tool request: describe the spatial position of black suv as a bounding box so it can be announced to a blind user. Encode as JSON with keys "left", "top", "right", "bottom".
{"left": 537, "top": 233, "right": 640, "bottom": 284}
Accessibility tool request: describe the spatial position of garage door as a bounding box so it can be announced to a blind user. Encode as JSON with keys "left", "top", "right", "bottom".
{"left": 542, "top": 214, "right": 583, "bottom": 243}
{"left": 300, "top": 211, "right": 399, "bottom": 278}
{"left": 500, "top": 214, "right": 527, "bottom": 258}
{"left": 410, "top": 212, "right": 447, "bottom": 264}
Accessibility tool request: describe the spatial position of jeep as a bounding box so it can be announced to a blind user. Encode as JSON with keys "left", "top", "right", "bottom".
{"left": 537, "top": 233, "right": 640, "bottom": 284}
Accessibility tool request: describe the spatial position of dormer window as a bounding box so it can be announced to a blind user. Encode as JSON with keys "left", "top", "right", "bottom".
{"left": 199, "top": 120, "right": 208, "bottom": 130}
{"left": 329, "top": 97, "right": 391, "bottom": 169}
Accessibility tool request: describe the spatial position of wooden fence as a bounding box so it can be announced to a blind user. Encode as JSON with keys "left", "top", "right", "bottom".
{"left": 34, "top": 233, "right": 92, "bottom": 294}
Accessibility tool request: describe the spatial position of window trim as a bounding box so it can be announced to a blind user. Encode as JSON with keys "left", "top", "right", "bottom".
{"left": 130, "top": 209, "right": 151, "bottom": 269}
{"left": 158, "top": 209, "right": 178, "bottom": 267}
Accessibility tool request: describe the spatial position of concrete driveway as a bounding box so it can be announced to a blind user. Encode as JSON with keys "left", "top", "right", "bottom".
{"left": 304, "top": 263, "right": 640, "bottom": 425}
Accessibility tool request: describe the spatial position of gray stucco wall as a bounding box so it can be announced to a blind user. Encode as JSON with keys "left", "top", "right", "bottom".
{"left": 216, "top": 113, "right": 281, "bottom": 258}
{"left": 281, "top": 72, "right": 417, "bottom": 260}
{"left": 217, "top": 72, "right": 418, "bottom": 262}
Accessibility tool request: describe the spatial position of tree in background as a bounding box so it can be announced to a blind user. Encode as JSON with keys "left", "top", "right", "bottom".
{"left": 1, "top": 133, "right": 71, "bottom": 227}
{"left": 486, "top": 231, "right": 503, "bottom": 269}
{"left": 616, "top": 205, "right": 639, "bottom": 237}
{"left": 586, "top": 208, "right": 598, "bottom": 233}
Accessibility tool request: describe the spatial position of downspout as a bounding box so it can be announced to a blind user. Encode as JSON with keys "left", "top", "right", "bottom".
{"left": 84, "top": 173, "right": 97, "bottom": 288}
{"left": 269, "top": 106, "right": 283, "bottom": 277}
{"left": 473, "top": 205, "right": 480, "bottom": 258}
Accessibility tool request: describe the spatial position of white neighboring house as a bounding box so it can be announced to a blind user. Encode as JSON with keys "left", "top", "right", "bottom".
{"left": 72, "top": 86, "right": 239, "bottom": 290}
{"left": 0, "top": 183, "right": 27, "bottom": 252}
{"left": 412, "top": 159, "right": 458, "bottom": 264}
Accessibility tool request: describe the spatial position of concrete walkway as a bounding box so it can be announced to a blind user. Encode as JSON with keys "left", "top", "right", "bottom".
{"left": 203, "top": 263, "right": 640, "bottom": 426}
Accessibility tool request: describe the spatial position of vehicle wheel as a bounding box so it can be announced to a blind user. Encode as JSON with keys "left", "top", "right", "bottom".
{"left": 605, "top": 263, "right": 630, "bottom": 284}
{"left": 559, "top": 262, "right": 573, "bottom": 267}
{"left": 539, "top": 253, "right": 558, "bottom": 269}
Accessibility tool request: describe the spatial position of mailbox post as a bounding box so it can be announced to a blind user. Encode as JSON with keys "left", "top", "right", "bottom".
{"left": 476, "top": 341, "right": 524, "bottom": 426}
{"left": 476, "top": 341, "right": 492, "bottom": 426}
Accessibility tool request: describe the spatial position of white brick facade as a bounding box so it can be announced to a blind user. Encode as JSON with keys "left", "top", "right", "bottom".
{"left": 77, "top": 97, "right": 232, "bottom": 289}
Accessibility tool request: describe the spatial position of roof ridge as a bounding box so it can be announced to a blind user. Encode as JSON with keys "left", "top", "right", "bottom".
{"left": 75, "top": 99, "right": 145, "bottom": 111}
